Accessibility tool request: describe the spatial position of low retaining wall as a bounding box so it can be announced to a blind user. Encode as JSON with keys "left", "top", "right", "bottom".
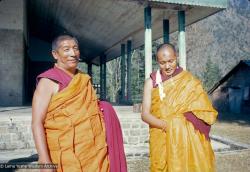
{"left": 0, "top": 106, "right": 150, "bottom": 159}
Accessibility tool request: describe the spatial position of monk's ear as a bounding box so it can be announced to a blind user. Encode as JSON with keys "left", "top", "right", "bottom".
{"left": 51, "top": 50, "right": 58, "bottom": 60}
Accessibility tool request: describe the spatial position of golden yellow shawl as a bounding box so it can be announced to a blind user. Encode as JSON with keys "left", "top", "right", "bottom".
{"left": 44, "top": 73, "right": 109, "bottom": 172}
{"left": 150, "top": 70, "right": 218, "bottom": 172}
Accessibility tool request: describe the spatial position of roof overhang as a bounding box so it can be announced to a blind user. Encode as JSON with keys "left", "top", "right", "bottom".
{"left": 28, "top": 0, "right": 228, "bottom": 65}
{"left": 149, "top": 0, "right": 228, "bottom": 8}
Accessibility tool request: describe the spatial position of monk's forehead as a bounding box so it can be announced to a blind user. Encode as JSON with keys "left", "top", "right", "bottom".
{"left": 58, "top": 39, "right": 78, "bottom": 48}
{"left": 157, "top": 47, "right": 176, "bottom": 59}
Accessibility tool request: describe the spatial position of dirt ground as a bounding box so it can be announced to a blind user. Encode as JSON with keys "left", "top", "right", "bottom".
{"left": 211, "top": 114, "right": 250, "bottom": 172}
{"left": 127, "top": 112, "right": 250, "bottom": 172}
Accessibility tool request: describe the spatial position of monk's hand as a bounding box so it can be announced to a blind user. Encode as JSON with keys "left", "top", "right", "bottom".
{"left": 160, "top": 120, "right": 167, "bottom": 132}
{"left": 38, "top": 158, "right": 56, "bottom": 172}
{"left": 39, "top": 162, "right": 56, "bottom": 172}
{"left": 38, "top": 157, "right": 51, "bottom": 164}
{"left": 40, "top": 169, "right": 56, "bottom": 172}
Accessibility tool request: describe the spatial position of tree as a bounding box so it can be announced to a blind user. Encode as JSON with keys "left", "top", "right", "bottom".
{"left": 202, "top": 57, "right": 221, "bottom": 91}
{"left": 106, "top": 57, "right": 121, "bottom": 102}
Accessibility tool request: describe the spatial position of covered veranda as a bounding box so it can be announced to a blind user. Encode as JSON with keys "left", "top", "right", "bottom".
{"left": 0, "top": 0, "right": 227, "bottom": 106}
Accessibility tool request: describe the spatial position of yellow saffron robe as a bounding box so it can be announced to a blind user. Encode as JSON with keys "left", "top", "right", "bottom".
{"left": 44, "top": 73, "right": 109, "bottom": 172}
{"left": 150, "top": 70, "right": 218, "bottom": 172}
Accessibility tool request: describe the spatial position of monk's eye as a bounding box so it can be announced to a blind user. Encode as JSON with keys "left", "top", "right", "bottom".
{"left": 73, "top": 47, "right": 79, "bottom": 51}
{"left": 64, "top": 49, "right": 70, "bottom": 52}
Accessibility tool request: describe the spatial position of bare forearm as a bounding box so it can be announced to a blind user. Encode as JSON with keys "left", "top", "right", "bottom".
{"left": 141, "top": 78, "right": 167, "bottom": 131}
{"left": 32, "top": 122, "right": 51, "bottom": 162}
{"left": 141, "top": 112, "right": 166, "bottom": 129}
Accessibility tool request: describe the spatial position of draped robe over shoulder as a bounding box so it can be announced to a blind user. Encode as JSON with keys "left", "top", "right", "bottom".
{"left": 149, "top": 70, "right": 218, "bottom": 172}
{"left": 38, "top": 70, "right": 109, "bottom": 172}
{"left": 36, "top": 67, "right": 127, "bottom": 172}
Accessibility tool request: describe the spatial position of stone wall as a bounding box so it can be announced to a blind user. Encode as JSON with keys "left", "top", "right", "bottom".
{"left": 118, "top": 108, "right": 149, "bottom": 159}
{"left": 0, "top": 106, "right": 150, "bottom": 159}
{"left": 0, "top": 117, "right": 34, "bottom": 150}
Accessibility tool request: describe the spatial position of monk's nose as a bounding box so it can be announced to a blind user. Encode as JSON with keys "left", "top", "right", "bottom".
{"left": 68, "top": 49, "right": 76, "bottom": 56}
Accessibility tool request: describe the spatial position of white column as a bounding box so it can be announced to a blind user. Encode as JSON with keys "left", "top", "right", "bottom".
{"left": 144, "top": 6, "right": 152, "bottom": 79}
{"left": 178, "top": 11, "right": 186, "bottom": 70}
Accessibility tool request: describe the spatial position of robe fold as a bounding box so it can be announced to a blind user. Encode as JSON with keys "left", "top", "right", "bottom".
{"left": 43, "top": 72, "right": 109, "bottom": 172}
{"left": 99, "top": 101, "right": 127, "bottom": 172}
{"left": 150, "top": 70, "right": 218, "bottom": 172}
{"left": 37, "top": 67, "right": 127, "bottom": 172}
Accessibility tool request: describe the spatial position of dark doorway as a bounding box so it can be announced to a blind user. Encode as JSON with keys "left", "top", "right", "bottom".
{"left": 24, "top": 55, "right": 54, "bottom": 104}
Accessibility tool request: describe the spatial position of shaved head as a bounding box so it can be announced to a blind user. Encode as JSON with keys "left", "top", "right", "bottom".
{"left": 156, "top": 43, "right": 176, "bottom": 58}
{"left": 52, "top": 35, "right": 78, "bottom": 51}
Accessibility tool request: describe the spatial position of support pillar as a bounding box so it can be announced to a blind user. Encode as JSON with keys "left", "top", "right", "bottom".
{"left": 121, "top": 44, "right": 126, "bottom": 102}
{"left": 100, "top": 55, "right": 106, "bottom": 100}
{"left": 178, "top": 11, "right": 186, "bottom": 70}
{"left": 163, "top": 19, "right": 170, "bottom": 43}
{"left": 127, "top": 40, "right": 132, "bottom": 103}
{"left": 0, "top": 0, "right": 26, "bottom": 106}
{"left": 144, "top": 6, "right": 152, "bottom": 79}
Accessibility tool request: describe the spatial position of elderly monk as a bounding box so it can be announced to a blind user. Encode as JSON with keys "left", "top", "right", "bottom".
{"left": 32, "top": 35, "right": 127, "bottom": 172}
{"left": 141, "top": 43, "right": 218, "bottom": 172}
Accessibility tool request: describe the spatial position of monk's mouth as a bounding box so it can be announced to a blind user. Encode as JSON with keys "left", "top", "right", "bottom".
{"left": 68, "top": 59, "right": 78, "bottom": 63}
{"left": 165, "top": 70, "right": 173, "bottom": 73}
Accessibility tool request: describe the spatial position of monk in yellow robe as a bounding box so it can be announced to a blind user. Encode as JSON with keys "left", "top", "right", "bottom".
{"left": 142, "top": 43, "right": 218, "bottom": 172}
{"left": 32, "top": 35, "right": 109, "bottom": 172}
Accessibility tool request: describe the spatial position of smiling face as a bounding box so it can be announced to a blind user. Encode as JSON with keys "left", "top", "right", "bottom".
{"left": 52, "top": 39, "right": 80, "bottom": 70}
{"left": 156, "top": 46, "right": 177, "bottom": 76}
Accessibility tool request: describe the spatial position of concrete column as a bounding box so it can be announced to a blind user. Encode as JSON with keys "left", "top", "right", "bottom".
{"left": 121, "top": 44, "right": 126, "bottom": 102}
{"left": 163, "top": 19, "right": 170, "bottom": 43}
{"left": 0, "top": 0, "right": 26, "bottom": 106}
{"left": 100, "top": 55, "right": 106, "bottom": 100}
{"left": 127, "top": 40, "right": 132, "bottom": 103}
{"left": 88, "top": 63, "right": 92, "bottom": 77}
{"left": 178, "top": 11, "right": 186, "bottom": 70}
{"left": 144, "top": 6, "right": 152, "bottom": 79}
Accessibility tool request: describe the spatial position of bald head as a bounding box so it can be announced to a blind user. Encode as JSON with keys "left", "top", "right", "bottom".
{"left": 156, "top": 43, "right": 176, "bottom": 59}
{"left": 52, "top": 35, "right": 79, "bottom": 51}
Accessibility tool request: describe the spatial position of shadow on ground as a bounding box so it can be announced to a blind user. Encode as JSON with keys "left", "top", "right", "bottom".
{"left": 217, "top": 112, "right": 250, "bottom": 126}
{"left": 2, "top": 154, "right": 38, "bottom": 172}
